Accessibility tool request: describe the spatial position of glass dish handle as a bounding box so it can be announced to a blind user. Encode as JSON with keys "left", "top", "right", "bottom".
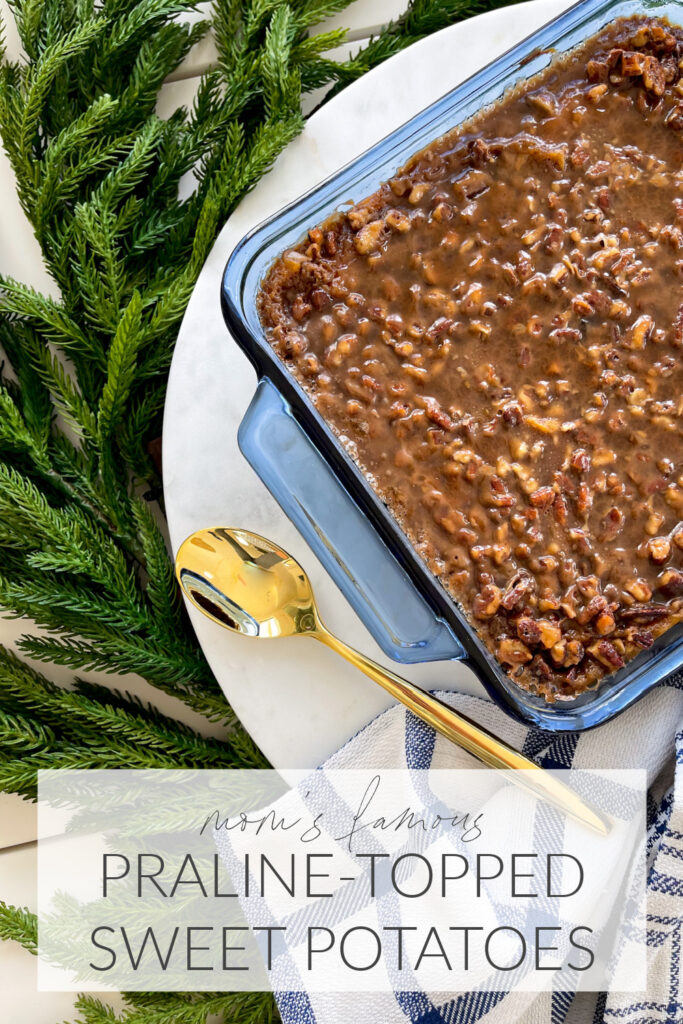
{"left": 238, "top": 378, "right": 465, "bottom": 664}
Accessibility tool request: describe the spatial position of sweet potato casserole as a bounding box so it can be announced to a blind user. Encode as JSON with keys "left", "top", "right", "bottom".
{"left": 258, "top": 16, "right": 683, "bottom": 700}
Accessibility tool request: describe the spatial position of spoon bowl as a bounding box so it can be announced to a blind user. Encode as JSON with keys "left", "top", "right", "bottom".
{"left": 176, "top": 527, "right": 318, "bottom": 638}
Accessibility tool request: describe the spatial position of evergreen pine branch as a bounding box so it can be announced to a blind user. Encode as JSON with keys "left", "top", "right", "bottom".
{"left": 0, "top": 902, "right": 37, "bottom": 954}
{"left": 72, "top": 997, "right": 119, "bottom": 1024}
{"left": 131, "top": 497, "right": 183, "bottom": 630}
{"left": 0, "top": 708, "right": 55, "bottom": 749}
{"left": 15, "top": 18, "right": 105, "bottom": 197}
{"left": 1, "top": 277, "right": 94, "bottom": 358}
{"left": 0, "top": 648, "right": 265, "bottom": 799}
{"left": 30, "top": 345, "right": 100, "bottom": 441}
{"left": 72, "top": 991, "right": 279, "bottom": 1024}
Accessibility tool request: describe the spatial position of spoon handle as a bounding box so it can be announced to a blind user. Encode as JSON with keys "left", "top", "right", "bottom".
{"left": 315, "top": 626, "right": 608, "bottom": 834}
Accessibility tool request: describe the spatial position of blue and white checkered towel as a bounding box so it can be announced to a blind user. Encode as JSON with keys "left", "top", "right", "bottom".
{"left": 275, "top": 679, "right": 683, "bottom": 1024}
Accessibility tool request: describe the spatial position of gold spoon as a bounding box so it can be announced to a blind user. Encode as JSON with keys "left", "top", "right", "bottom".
{"left": 175, "top": 527, "right": 608, "bottom": 834}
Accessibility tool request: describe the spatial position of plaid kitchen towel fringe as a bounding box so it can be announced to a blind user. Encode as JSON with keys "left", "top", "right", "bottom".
{"left": 273, "top": 678, "right": 683, "bottom": 1024}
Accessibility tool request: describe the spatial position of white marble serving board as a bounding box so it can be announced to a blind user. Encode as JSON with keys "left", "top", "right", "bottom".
{"left": 163, "top": 0, "right": 572, "bottom": 770}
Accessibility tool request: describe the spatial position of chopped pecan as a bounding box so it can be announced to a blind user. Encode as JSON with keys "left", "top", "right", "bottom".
{"left": 578, "top": 594, "right": 609, "bottom": 625}
{"left": 385, "top": 209, "right": 412, "bottom": 233}
{"left": 550, "top": 638, "right": 584, "bottom": 667}
{"left": 657, "top": 570, "right": 683, "bottom": 597}
{"left": 537, "top": 619, "right": 563, "bottom": 648}
{"left": 425, "top": 317, "right": 453, "bottom": 342}
{"left": 550, "top": 327, "right": 582, "bottom": 343}
{"left": 291, "top": 295, "right": 312, "bottom": 321}
{"left": 473, "top": 584, "right": 502, "bottom": 619}
{"left": 553, "top": 494, "right": 569, "bottom": 526}
{"left": 599, "top": 507, "right": 624, "bottom": 541}
{"left": 565, "top": 640, "right": 585, "bottom": 666}
{"left": 481, "top": 475, "right": 515, "bottom": 509}
{"left": 588, "top": 640, "right": 625, "bottom": 669}
{"left": 626, "top": 314, "right": 654, "bottom": 350}
{"left": 354, "top": 220, "right": 385, "bottom": 254}
{"left": 624, "top": 579, "right": 653, "bottom": 603}
{"left": 501, "top": 401, "right": 524, "bottom": 426}
{"left": 642, "top": 55, "right": 666, "bottom": 96}
{"left": 282, "top": 329, "right": 307, "bottom": 357}
{"left": 310, "top": 288, "right": 331, "bottom": 311}
{"left": 619, "top": 604, "right": 668, "bottom": 623}
{"left": 630, "top": 629, "right": 655, "bottom": 648}
{"left": 467, "top": 138, "right": 493, "bottom": 166}
{"left": 570, "top": 448, "right": 591, "bottom": 473}
{"left": 497, "top": 638, "right": 533, "bottom": 665}
{"left": 648, "top": 536, "right": 671, "bottom": 564}
{"left": 423, "top": 397, "right": 455, "bottom": 431}
{"left": 620, "top": 50, "right": 646, "bottom": 76}
{"left": 517, "top": 617, "right": 542, "bottom": 644}
{"left": 529, "top": 486, "right": 556, "bottom": 509}
{"left": 550, "top": 640, "right": 567, "bottom": 664}
{"left": 501, "top": 572, "right": 535, "bottom": 610}
{"left": 595, "top": 611, "right": 616, "bottom": 635}
{"left": 347, "top": 206, "right": 373, "bottom": 230}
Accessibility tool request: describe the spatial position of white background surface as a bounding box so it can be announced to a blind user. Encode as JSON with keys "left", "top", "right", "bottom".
{"left": 0, "top": 1, "right": 569, "bottom": 1020}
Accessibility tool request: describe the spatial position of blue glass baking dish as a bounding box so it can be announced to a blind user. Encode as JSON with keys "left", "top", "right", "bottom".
{"left": 221, "top": 0, "right": 683, "bottom": 732}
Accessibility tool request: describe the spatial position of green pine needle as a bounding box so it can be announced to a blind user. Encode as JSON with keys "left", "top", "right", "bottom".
{"left": 0, "top": 902, "right": 37, "bottom": 954}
